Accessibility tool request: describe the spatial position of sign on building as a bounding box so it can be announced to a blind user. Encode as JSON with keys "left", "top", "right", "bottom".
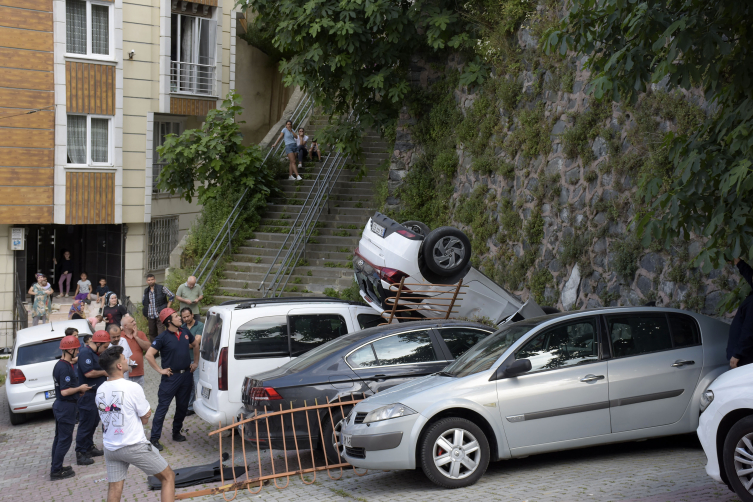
{"left": 10, "top": 228, "right": 24, "bottom": 251}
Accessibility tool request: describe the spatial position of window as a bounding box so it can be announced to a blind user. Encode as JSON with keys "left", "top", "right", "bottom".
{"left": 234, "top": 315, "right": 288, "bottom": 359}
{"left": 199, "top": 313, "right": 223, "bottom": 362}
{"left": 17, "top": 338, "right": 84, "bottom": 366}
{"left": 437, "top": 327, "right": 492, "bottom": 359}
{"left": 170, "top": 14, "right": 216, "bottom": 95}
{"left": 147, "top": 215, "right": 179, "bottom": 271}
{"left": 67, "top": 115, "right": 111, "bottom": 165}
{"left": 668, "top": 314, "right": 701, "bottom": 348}
{"left": 66, "top": 0, "right": 112, "bottom": 58}
{"left": 289, "top": 314, "right": 348, "bottom": 357}
{"left": 357, "top": 313, "right": 384, "bottom": 330}
{"left": 153, "top": 121, "right": 184, "bottom": 193}
{"left": 370, "top": 330, "right": 438, "bottom": 366}
{"left": 607, "top": 315, "right": 673, "bottom": 358}
{"left": 515, "top": 319, "right": 599, "bottom": 372}
{"left": 348, "top": 344, "right": 379, "bottom": 368}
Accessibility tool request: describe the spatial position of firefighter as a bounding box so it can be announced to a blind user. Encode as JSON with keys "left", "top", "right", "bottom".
{"left": 144, "top": 308, "right": 199, "bottom": 450}
{"left": 75, "top": 329, "right": 110, "bottom": 465}
{"left": 51, "top": 335, "right": 91, "bottom": 480}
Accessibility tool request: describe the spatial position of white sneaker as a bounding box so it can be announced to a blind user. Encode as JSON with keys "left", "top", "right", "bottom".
{"left": 288, "top": 175, "right": 295, "bottom": 180}
{"left": 296, "top": 175, "right": 302, "bottom": 180}
{"left": 298, "top": 163, "right": 302, "bottom": 168}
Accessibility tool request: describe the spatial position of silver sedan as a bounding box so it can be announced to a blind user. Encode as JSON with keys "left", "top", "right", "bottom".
{"left": 339, "top": 307, "right": 730, "bottom": 488}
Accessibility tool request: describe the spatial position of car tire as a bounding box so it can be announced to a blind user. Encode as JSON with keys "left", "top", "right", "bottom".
{"left": 422, "top": 227, "right": 472, "bottom": 277}
{"left": 723, "top": 415, "right": 753, "bottom": 502}
{"left": 541, "top": 306, "right": 560, "bottom": 314}
{"left": 419, "top": 417, "right": 489, "bottom": 489}
{"left": 8, "top": 402, "right": 26, "bottom": 426}
{"left": 401, "top": 220, "right": 430, "bottom": 236}
{"left": 320, "top": 409, "right": 344, "bottom": 466}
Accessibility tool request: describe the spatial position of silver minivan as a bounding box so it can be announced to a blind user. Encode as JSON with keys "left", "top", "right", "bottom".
{"left": 194, "top": 297, "right": 383, "bottom": 426}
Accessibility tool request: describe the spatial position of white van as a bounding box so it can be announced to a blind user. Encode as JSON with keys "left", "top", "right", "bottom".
{"left": 193, "top": 297, "right": 384, "bottom": 427}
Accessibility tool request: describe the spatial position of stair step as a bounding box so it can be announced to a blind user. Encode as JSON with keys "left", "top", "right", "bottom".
{"left": 219, "top": 275, "right": 354, "bottom": 289}
{"left": 264, "top": 204, "right": 375, "bottom": 215}
{"left": 235, "top": 245, "right": 355, "bottom": 260}
{"left": 223, "top": 261, "right": 354, "bottom": 277}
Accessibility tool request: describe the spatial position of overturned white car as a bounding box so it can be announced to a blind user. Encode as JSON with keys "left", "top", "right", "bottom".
{"left": 353, "top": 212, "right": 547, "bottom": 323}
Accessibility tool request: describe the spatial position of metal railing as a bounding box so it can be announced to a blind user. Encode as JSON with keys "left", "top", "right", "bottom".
{"left": 170, "top": 61, "right": 216, "bottom": 95}
{"left": 257, "top": 113, "right": 357, "bottom": 298}
{"left": 192, "top": 94, "right": 314, "bottom": 288}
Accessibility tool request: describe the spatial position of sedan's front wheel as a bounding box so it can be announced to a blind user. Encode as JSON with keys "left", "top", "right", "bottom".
{"left": 723, "top": 415, "right": 753, "bottom": 501}
{"left": 419, "top": 417, "right": 489, "bottom": 488}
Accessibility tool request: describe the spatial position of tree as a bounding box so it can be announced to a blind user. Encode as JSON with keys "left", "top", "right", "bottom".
{"left": 543, "top": 0, "right": 753, "bottom": 272}
{"left": 156, "top": 91, "right": 278, "bottom": 204}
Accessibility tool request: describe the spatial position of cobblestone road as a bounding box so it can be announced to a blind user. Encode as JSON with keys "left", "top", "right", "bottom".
{"left": 0, "top": 365, "right": 743, "bottom": 502}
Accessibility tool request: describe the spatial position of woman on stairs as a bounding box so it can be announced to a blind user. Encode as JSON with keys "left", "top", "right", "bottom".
{"left": 272, "top": 120, "right": 302, "bottom": 180}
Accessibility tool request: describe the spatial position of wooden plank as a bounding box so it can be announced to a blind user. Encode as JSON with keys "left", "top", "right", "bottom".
{"left": 0, "top": 186, "right": 52, "bottom": 204}
{"left": 106, "top": 172, "right": 113, "bottom": 223}
{"left": 108, "top": 66, "right": 114, "bottom": 115}
{"left": 65, "top": 172, "right": 71, "bottom": 224}
{"left": 89, "top": 64, "right": 95, "bottom": 114}
{"left": 0, "top": 147, "right": 52, "bottom": 167}
{"left": 0, "top": 6, "right": 52, "bottom": 31}
{"left": 76, "top": 63, "right": 83, "bottom": 114}
{"left": 0, "top": 47, "right": 52, "bottom": 71}
{"left": 0, "top": 27, "right": 52, "bottom": 51}
{"left": 0, "top": 0, "right": 52, "bottom": 12}
{"left": 0, "top": 128, "right": 53, "bottom": 148}
{"left": 0, "top": 204, "right": 52, "bottom": 224}
{"left": 0, "top": 167, "right": 53, "bottom": 186}
{"left": 92, "top": 172, "right": 98, "bottom": 224}
{"left": 0, "top": 67, "right": 53, "bottom": 91}
{"left": 0, "top": 109, "right": 53, "bottom": 128}
{"left": 0, "top": 89, "right": 52, "bottom": 109}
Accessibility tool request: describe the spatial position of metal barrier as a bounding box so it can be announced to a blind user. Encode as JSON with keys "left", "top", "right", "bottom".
{"left": 258, "top": 113, "right": 358, "bottom": 297}
{"left": 176, "top": 395, "right": 368, "bottom": 499}
{"left": 380, "top": 278, "right": 468, "bottom": 324}
{"left": 192, "top": 94, "right": 314, "bottom": 288}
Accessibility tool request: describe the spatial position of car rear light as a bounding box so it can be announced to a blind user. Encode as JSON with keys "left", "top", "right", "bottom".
{"left": 10, "top": 369, "right": 26, "bottom": 385}
{"left": 249, "top": 387, "right": 283, "bottom": 405}
{"left": 379, "top": 267, "right": 409, "bottom": 284}
{"left": 397, "top": 229, "right": 417, "bottom": 238}
{"left": 218, "top": 347, "right": 228, "bottom": 391}
{"left": 13, "top": 406, "right": 27, "bottom": 410}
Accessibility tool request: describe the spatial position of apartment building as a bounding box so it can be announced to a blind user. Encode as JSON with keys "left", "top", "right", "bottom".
{"left": 0, "top": 0, "right": 295, "bottom": 346}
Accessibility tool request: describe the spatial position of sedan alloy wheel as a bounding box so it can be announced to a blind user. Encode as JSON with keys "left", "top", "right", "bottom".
{"left": 420, "top": 417, "right": 489, "bottom": 488}
{"left": 433, "top": 427, "right": 481, "bottom": 479}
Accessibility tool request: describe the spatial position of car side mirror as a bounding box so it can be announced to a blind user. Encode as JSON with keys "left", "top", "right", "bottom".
{"left": 503, "top": 359, "right": 532, "bottom": 378}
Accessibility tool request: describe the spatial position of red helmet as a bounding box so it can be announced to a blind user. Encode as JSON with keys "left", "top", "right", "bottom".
{"left": 59, "top": 335, "right": 81, "bottom": 350}
{"left": 159, "top": 308, "right": 176, "bottom": 324}
{"left": 92, "top": 330, "right": 110, "bottom": 343}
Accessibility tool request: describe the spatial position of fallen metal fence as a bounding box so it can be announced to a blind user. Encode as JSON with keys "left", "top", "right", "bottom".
{"left": 380, "top": 278, "right": 468, "bottom": 324}
{"left": 176, "top": 395, "right": 367, "bottom": 499}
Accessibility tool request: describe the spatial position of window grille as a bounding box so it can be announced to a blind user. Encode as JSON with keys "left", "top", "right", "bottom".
{"left": 148, "top": 216, "right": 179, "bottom": 271}
{"left": 153, "top": 121, "right": 183, "bottom": 193}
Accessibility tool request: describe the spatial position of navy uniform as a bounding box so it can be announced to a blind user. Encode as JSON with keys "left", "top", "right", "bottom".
{"left": 150, "top": 325, "right": 195, "bottom": 443}
{"left": 75, "top": 343, "right": 106, "bottom": 457}
{"left": 51, "top": 358, "right": 78, "bottom": 475}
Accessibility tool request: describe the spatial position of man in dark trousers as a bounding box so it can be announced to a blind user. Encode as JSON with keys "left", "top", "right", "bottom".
{"left": 144, "top": 308, "right": 200, "bottom": 450}
{"left": 50, "top": 334, "right": 91, "bottom": 480}
{"left": 75, "top": 330, "right": 110, "bottom": 465}
{"left": 728, "top": 258, "right": 753, "bottom": 368}
{"left": 142, "top": 273, "right": 175, "bottom": 342}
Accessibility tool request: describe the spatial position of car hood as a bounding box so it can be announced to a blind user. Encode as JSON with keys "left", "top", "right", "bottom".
{"left": 708, "top": 363, "right": 753, "bottom": 393}
{"left": 361, "top": 374, "right": 453, "bottom": 408}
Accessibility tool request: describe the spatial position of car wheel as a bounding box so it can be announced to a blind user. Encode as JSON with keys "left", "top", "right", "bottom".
{"left": 541, "top": 306, "right": 560, "bottom": 314}
{"left": 419, "top": 417, "right": 489, "bottom": 489}
{"left": 422, "top": 227, "right": 472, "bottom": 277}
{"left": 321, "top": 409, "right": 344, "bottom": 465}
{"left": 8, "top": 402, "right": 26, "bottom": 426}
{"left": 401, "top": 220, "right": 430, "bottom": 236}
{"left": 723, "top": 415, "right": 753, "bottom": 502}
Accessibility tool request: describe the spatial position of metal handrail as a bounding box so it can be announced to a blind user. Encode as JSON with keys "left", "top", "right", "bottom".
{"left": 258, "top": 113, "right": 358, "bottom": 298}
{"left": 14, "top": 274, "right": 28, "bottom": 333}
{"left": 191, "top": 93, "right": 314, "bottom": 288}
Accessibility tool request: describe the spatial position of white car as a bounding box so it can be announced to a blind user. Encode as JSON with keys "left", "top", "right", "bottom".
{"left": 194, "top": 297, "right": 383, "bottom": 427}
{"left": 698, "top": 363, "right": 753, "bottom": 501}
{"left": 6, "top": 319, "right": 93, "bottom": 425}
{"left": 354, "top": 212, "right": 546, "bottom": 323}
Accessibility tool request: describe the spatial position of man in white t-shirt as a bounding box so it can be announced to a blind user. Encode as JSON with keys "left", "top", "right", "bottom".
{"left": 96, "top": 345, "right": 175, "bottom": 501}
{"left": 107, "top": 325, "right": 133, "bottom": 379}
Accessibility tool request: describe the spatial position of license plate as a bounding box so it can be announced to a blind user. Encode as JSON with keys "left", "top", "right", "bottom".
{"left": 201, "top": 386, "right": 211, "bottom": 399}
{"left": 370, "top": 221, "right": 385, "bottom": 237}
{"left": 44, "top": 390, "right": 55, "bottom": 399}
{"left": 343, "top": 434, "right": 352, "bottom": 448}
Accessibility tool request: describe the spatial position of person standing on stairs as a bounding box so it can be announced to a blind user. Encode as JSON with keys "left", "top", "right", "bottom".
{"left": 272, "top": 119, "right": 302, "bottom": 180}
{"left": 296, "top": 127, "right": 309, "bottom": 169}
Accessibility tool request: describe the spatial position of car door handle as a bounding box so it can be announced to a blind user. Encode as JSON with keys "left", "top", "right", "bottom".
{"left": 671, "top": 360, "right": 695, "bottom": 367}
{"left": 580, "top": 374, "right": 605, "bottom": 383}
{"left": 374, "top": 374, "right": 387, "bottom": 382}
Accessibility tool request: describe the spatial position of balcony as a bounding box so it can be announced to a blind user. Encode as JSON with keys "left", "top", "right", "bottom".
{"left": 170, "top": 61, "right": 215, "bottom": 96}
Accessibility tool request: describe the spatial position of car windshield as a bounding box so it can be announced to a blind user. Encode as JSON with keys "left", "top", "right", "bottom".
{"left": 443, "top": 320, "right": 543, "bottom": 377}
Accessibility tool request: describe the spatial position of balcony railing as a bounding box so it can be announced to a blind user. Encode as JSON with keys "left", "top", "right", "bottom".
{"left": 170, "top": 61, "right": 215, "bottom": 96}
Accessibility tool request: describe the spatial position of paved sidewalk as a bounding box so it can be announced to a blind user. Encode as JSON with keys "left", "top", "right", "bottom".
{"left": 0, "top": 364, "right": 744, "bottom": 501}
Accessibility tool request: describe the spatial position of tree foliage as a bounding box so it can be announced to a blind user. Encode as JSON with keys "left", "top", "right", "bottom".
{"left": 156, "top": 91, "right": 278, "bottom": 204}
{"left": 544, "top": 0, "right": 753, "bottom": 272}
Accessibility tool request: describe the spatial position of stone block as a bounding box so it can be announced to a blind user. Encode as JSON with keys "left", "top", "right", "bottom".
{"left": 636, "top": 275, "right": 652, "bottom": 296}
{"left": 549, "top": 259, "right": 562, "bottom": 274}
{"left": 565, "top": 168, "right": 580, "bottom": 184}
{"left": 562, "top": 264, "right": 581, "bottom": 310}
{"left": 551, "top": 120, "right": 567, "bottom": 135}
{"left": 546, "top": 158, "right": 563, "bottom": 175}
{"left": 640, "top": 252, "right": 664, "bottom": 274}
{"left": 592, "top": 136, "right": 608, "bottom": 159}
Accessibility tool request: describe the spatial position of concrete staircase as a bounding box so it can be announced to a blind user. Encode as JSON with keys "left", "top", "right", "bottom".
{"left": 214, "top": 116, "right": 390, "bottom": 303}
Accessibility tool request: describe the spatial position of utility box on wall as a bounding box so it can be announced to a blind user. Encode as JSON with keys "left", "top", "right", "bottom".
{"left": 10, "top": 228, "right": 24, "bottom": 251}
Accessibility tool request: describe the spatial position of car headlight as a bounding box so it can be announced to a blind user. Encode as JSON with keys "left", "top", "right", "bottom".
{"left": 363, "top": 403, "right": 417, "bottom": 424}
{"left": 700, "top": 389, "right": 714, "bottom": 412}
